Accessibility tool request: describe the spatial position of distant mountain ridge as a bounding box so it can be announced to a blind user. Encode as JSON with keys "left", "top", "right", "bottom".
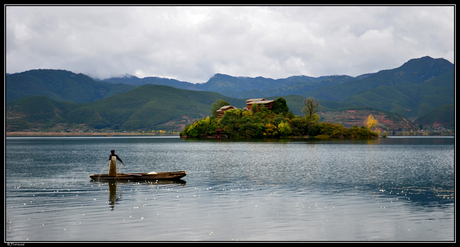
{"left": 7, "top": 56, "right": 452, "bottom": 104}
{"left": 306, "top": 56, "right": 454, "bottom": 101}
{"left": 6, "top": 69, "right": 136, "bottom": 103}
{"left": 100, "top": 74, "right": 195, "bottom": 89}
{"left": 5, "top": 56, "right": 454, "bottom": 131}
{"left": 101, "top": 72, "right": 356, "bottom": 98}
{"left": 100, "top": 56, "right": 453, "bottom": 101}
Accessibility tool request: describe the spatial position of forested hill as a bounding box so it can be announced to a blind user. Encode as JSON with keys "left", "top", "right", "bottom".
{"left": 307, "top": 56, "right": 454, "bottom": 101}
{"left": 6, "top": 69, "right": 136, "bottom": 103}
{"left": 6, "top": 84, "right": 244, "bottom": 132}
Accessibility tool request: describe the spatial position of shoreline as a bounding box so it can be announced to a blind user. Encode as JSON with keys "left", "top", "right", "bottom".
{"left": 6, "top": 132, "right": 180, "bottom": 137}
{"left": 6, "top": 132, "right": 452, "bottom": 138}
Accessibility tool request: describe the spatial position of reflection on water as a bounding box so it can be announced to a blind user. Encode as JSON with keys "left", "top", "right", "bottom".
{"left": 108, "top": 182, "right": 118, "bottom": 210}
{"left": 103, "top": 180, "right": 186, "bottom": 210}
{"left": 5, "top": 137, "right": 454, "bottom": 241}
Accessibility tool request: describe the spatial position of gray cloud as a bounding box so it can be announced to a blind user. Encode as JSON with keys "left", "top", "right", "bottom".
{"left": 6, "top": 5, "right": 454, "bottom": 83}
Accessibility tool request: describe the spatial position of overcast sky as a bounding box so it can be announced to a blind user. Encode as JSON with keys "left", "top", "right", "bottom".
{"left": 6, "top": 5, "right": 454, "bottom": 83}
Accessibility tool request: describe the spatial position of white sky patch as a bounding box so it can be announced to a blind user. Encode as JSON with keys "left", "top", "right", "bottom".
{"left": 6, "top": 5, "right": 454, "bottom": 83}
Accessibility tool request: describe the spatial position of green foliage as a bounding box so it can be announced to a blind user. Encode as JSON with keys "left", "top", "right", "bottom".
{"left": 277, "top": 121, "right": 291, "bottom": 137}
{"left": 273, "top": 97, "right": 290, "bottom": 115}
{"left": 251, "top": 103, "right": 259, "bottom": 113}
{"left": 224, "top": 108, "right": 244, "bottom": 118}
{"left": 290, "top": 117, "right": 306, "bottom": 136}
{"left": 309, "top": 123, "right": 377, "bottom": 139}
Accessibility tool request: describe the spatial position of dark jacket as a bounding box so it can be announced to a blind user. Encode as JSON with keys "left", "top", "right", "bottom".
{"left": 109, "top": 154, "right": 123, "bottom": 163}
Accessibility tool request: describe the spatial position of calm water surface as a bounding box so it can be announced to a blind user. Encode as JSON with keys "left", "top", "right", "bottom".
{"left": 5, "top": 136, "right": 454, "bottom": 241}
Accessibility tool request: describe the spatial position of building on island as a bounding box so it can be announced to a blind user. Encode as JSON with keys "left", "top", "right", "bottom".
{"left": 246, "top": 98, "right": 275, "bottom": 111}
{"left": 216, "top": 105, "right": 237, "bottom": 118}
{"left": 216, "top": 98, "right": 275, "bottom": 118}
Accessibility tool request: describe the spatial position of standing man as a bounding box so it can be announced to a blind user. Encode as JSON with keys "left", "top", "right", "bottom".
{"left": 109, "top": 150, "right": 124, "bottom": 176}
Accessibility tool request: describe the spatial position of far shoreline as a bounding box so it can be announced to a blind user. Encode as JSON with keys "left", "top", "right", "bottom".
{"left": 5, "top": 132, "right": 453, "bottom": 138}
{"left": 5, "top": 132, "right": 180, "bottom": 137}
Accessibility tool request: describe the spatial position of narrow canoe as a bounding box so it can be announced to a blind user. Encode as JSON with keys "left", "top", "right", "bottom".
{"left": 90, "top": 171, "right": 186, "bottom": 181}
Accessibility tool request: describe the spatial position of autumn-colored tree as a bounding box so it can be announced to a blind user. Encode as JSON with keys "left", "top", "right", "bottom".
{"left": 264, "top": 123, "right": 278, "bottom": 137}
{"left": 366, "top": 114, "right": 378, "bottom": 131}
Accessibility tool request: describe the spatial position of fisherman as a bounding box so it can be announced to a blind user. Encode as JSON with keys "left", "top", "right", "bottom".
{"left": 108, "top": 150, "right": 124, "bottom": 176}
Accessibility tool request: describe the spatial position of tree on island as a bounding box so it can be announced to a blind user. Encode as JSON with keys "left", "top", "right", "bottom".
{"left": 273, "top": 97, "right": 290, "bottom": 115}
{"left": 366, "top": 114, "right": 379, "bottom": 130}
{"left": 302, "top": 97, "right": 320, "bottom": 132}
{"left": 210, "top": 99, "right": 230, "bottom": 118}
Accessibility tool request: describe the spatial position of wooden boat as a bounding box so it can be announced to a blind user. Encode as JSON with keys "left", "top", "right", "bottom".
{"left": 90, "top": 171, "right": 186, "bottom": 181}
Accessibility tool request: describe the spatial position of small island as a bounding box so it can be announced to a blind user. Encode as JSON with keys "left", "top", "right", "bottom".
{"left": 180, "top": 97, "right": 379, "bottom": 139}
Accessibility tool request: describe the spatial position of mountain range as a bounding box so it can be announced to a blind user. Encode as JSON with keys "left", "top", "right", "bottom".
{"left": 5, "top": 56, "right": 455, "bottom": 132}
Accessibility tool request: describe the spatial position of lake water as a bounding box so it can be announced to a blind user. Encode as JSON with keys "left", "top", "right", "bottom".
{"left": 5, "top": 136, "right": 454, "bottom": 242}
